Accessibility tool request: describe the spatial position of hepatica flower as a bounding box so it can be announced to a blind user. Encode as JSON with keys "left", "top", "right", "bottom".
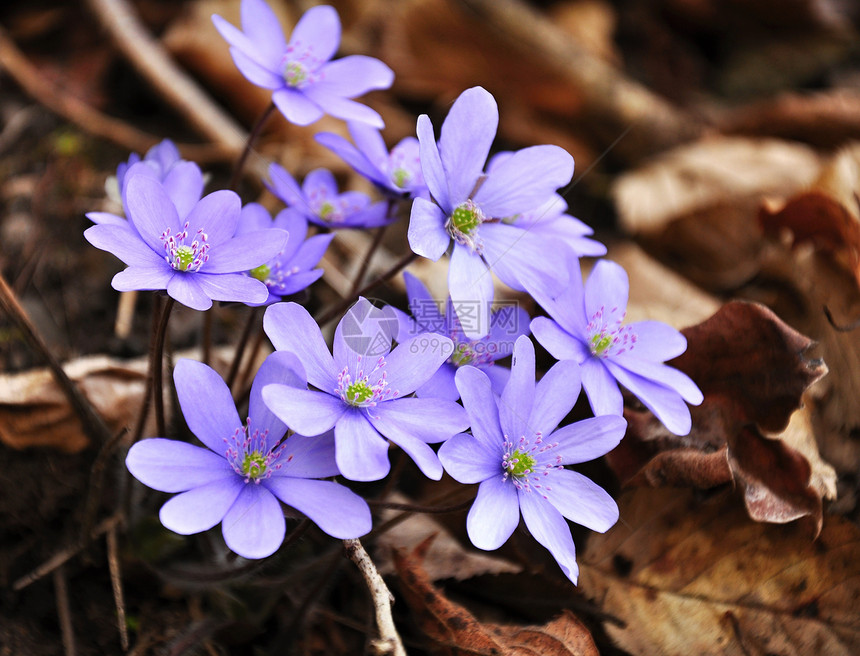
{"left": 261, "top": 298, "right": 469, "bottom": 481}
{"left": 89, "top": 142, "right": 205, "bottom": 226}
{"left": 236, "top": 202, "right": 334, "bottom": 304}
{"left": 531, "top": 259, "right": 703, "bottom": 435}
{"left": 438, "top": 336, "right": 626, "bottom": 584}
{"left": 212, "top": 0, "right": 394, "bottom": 127}
{"left": 316, "top": 122, "right": 427, "bottom": 199}
{"left": 84, "top": 175, "right": 287, "bottom": 310}
{"left": 393, "top": 272, "right": 529, "bottom": 400}
{"left": 126, "top": 354, "right": 372, "bottom": 559}
{"left": 267, "top": 163, "right": 389, "bottom": 229}
{"left": 408, "top": 86, "right": 576, "bottom": 339}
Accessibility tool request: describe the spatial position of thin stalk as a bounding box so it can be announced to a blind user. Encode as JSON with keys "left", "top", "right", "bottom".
{"left": 226, "top": 306, "right": 259, "bottom": 390}
{"left": 315, "top": 251, "right": 418, "bottom": 327}
{"left": 349, "top": 224, "right": 388, "bottom": 296}
{"left": 152, "top": 298, "right": 175, "bottom": 438}
{"left": 228, "top": 101, "right": 276, "bottom": 191}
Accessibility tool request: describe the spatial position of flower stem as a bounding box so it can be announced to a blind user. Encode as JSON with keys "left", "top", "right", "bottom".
{"left": 152, "top": 297, "right": 174, "bottom": 437}
{"left": 228, "top": 101, "right": 276, "bottom": 191}
{"left": 131, "top": 295, "right": 174, "bottom": 442}
{"left": 226, "top": 306, "right": 259, "bottom": 390}
{"left": 315, "top": 251, "right": 418, "bottom": 326}
{"left": 349, "top": 224, "right": 388, "bottom": 296}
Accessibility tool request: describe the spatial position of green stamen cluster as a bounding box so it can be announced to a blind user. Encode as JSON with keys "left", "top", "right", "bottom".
{"left": 175, "top": 245, "right": 195, "bottom": 271}
{"left": 450, "top": 202, "right": 482, "bottom": 235}
{"left": 506, "top": 450, "right": 536, "bottom": 478}
{"left": 392, "top": 167, "right": 410, "bottom": 189}
{"left": 284, "top": 61, "right": 308, "bottom": 87}
{"left": 318, "top": 201, "right": 336, "bottom": 222}
{"left": 590, "top": 333, "right": 612, "bottom": 356}
{"left": 450, "top": 343, "right": 474, "bottom": 366}
{"left": 241, "top": 451, "right": 268, "bottom": 479}
{"left": 345, "top": 380, "right": 374, "bottom": 406}
{"left": 250, "top": 264, "right": 271, "bottom": 282}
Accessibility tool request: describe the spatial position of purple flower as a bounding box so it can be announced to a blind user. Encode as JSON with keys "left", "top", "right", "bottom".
{"left": 530, "top": 259, "right": 703, "bottom": 435}
{"left": 126, "top": 354, "right": 372, "bottom": 559}
{"left": 212, "top": 1, "right": 394, "bottom": 127}
{"left": 267, "top": 163, "right": 390, "bottom": 229}
{"left": 408, "top": 87, "right": 576, "bottom": 339}
{"left": 392, "top": 272, "right": 530, "bottom": 401}
{"left": 261, "top": 298, "right": 469, "bottom": 481}
{"left": 84, "top": 174, "right": 287, "bottom": 311}
{"left": 89, "top": 144, "right": 205, "bottom": 226}
{"left": 236, "top": 202, "right": 334, "bottom": 304}
{"left": 438, "top": 336, "right": 626, "bottom": 583}
{"left": 316, "top": 122, "right": 427, "bottom": 199}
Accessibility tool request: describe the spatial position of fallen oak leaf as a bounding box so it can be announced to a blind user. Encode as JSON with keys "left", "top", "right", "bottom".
{"left": 580, "top": 487, "right": 860, "bottom": 656}
{"left": 394, "top": 536, "right": 599, "bottom": 656}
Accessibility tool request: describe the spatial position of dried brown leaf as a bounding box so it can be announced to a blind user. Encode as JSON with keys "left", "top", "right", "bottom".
{"left": 611, "top": 301, "right": 835, "bottom": 530}
{"left": 394, "top": 537, "right": 599, "bottom": 655}
{"left": 580, "top": 487, "right": 860, "bottom": 656}
{"left": 612, "top": 137, "right": 821, "bottom": 235}
{"left": 0, "top": 354, "right": 147, "bottom": 452}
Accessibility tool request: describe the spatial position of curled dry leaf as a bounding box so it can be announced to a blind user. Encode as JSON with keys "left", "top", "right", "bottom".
{"left": 610, "top": 301, "right": 835, "bottom": 531}
{"left": 580, "top": 487, "right": 860, "bottom": 656}
{"left": 394, "top": 536, "right": 599, "bottom": 656}
{"left": 0, "top": 354, "right": 147, "bottom": 452}
{"left": 0, "top": 347, "right": 240, "bottom": 453}
{"left": 753, "top": 143, "right": 860, "bottom": 476}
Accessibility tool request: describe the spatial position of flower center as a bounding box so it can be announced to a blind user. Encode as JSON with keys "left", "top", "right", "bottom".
{"left": 335, "top": 356, "right": 396, "bottom": 412}
{"left": 280, "top": 42, "right": 320, "bottom": 89}
{"left": 392, "top": 167, "right": 411, "bottom": 189}
{"left": 161, "top": 223, "right": 209, "bottom": 272}
{"left": 345, "top": 380, "right": 374, "bottom": 405}
{"left": 586, "top": 305, "right": 637, "bottom": 358}
{"left": 241, "top": 451, "right": 268, "bottom": 479}
{"left": 224, "top": 419, "right": 289, "bottom": 483}
{"left": 283, "top": 61, "right": 309, "bottom": 88}
{"left": 448, "top": 341, "right": 493, "bottom": 368}
{"left": 502, "top": 434, "right": 563, "bottom": 497}
{"left": 318, "top": 201, "right": 338, "bottom": 222}
{"left": 505, "top": 449, "right": 537, "bottom": 478}
{"left": 446, "top": 200, "right": 485, "bottom": 252}
{"left": 250, "top": 264, "right": 271, "bottom": 282}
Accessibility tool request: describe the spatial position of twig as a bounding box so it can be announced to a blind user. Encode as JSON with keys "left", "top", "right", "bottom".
{"left": 107, "top": 526, "right": 130, "bottom": 651}
{"left": 0, "top": 26, "right": 224, "bottom": 161}
{"left": 85, "top": 0, "right": 247, "bottom": 155}
{"left": 54, "top": 566, "right": 77, "bottom": 656}
{"left": 0, "top": 271, "right": 112, "bottom": 446}
{"left": 315, "top": 252, "right": 418, "bottom": 326}
{"left": 457, "top": 0, "right": 704, "bottom": 161}
{"left": 14, "top": 514, "right": 124, "bottom": 591}
{"left": 342, "top": 539, "right": 406, "bottom": 656}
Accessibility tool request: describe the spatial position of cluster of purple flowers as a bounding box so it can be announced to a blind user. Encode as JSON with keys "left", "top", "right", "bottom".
{"left": 84, "top": 0, "right": 703, "bottom": 582}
